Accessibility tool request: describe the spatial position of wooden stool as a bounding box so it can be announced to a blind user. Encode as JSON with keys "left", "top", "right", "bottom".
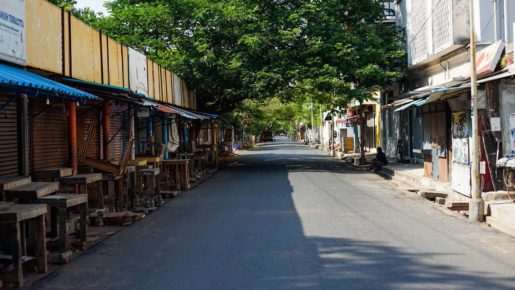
{"left": 161, "top": 159, "right": 190, "bottom": 193}
{"left": 31, "top": 194, "right": 88, "bottom": 252}
{"left": 0, "top": 202, "right": 47, "bottom": 287}
{"left": 0, "top": 177, "right": 32, "bottom": 201}
{"left": 135, "top": 168, "right": 160, "bottom": 208}
{"left": 61, "top": 174, "right": 103, "bottom": 209}
{"left": 102, "top": 174, "right": 125, "bottom": 211}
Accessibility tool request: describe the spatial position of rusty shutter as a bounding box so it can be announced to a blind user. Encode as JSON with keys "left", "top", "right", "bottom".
{"left": 30, "top": 99, "right": 69, "bottom": 173}
{"left": 77, "top": 106, "right": 100, "bottom": 159}
{"left": 0, "top": 94, "right": 19, "bottom": 177}
{"left": 109, "top": 104, "right": 128, "bottom": 160}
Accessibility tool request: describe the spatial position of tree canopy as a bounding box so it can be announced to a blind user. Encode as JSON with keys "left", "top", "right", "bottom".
{"left": 77, "top": 0, "right": 404, "bottom": 114}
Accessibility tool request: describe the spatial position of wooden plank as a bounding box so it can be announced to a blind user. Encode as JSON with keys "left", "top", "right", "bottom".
{"left": 0, "top": 203, "right": 47, "bottom": 223}
{"left": 0, "top": 176, "right": 32, "bottom": 191}
{"left": 36, "top": 194, "right": 88, "bottom": 208}
{"left": 5, "top": 182, "right": 59, "bottom": 200}
{"left": 61, "top": 173, "right": 102, "bottom": 185}
{"left": 138, "top": 168, "right": 160, "bottom": 176}
{"left": 36, "top": 167, "right": 73, "bottom": 180}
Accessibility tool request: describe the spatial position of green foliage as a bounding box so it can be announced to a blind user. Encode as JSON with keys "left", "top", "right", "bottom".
{"left": 225, "top": 98, "right": 312, "bottom": 137}
{"left": 74, "top": 0, "right": 405, "bottom": 113}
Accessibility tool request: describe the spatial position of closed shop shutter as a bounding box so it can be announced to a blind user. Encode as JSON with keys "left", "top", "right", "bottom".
{"left": 31, "top": 100, "right": 69, "bottom": 173}
{"left": 109, "top": 104, "right": 128, "bottom": 160}
{"left": 77, "top": 106, "right": 100, "bottom": 159}
{"left": 0, "top": 94, "right": 19, "bottom": 177}
{"left": 137, "top": 117, "right": 147, "bottom": 155}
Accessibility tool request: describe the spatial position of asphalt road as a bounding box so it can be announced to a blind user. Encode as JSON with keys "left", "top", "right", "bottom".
{"left": 33, "top": 139, "right": 515, "bottom": 290}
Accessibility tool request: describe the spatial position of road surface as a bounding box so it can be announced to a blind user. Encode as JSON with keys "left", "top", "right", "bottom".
{"left": 33, "top": 139, "right": 515, "bottom": 289}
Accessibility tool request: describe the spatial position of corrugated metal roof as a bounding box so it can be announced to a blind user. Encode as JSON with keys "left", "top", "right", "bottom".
{"left": 0, "top": 63, "right": 99, "bottom": 100}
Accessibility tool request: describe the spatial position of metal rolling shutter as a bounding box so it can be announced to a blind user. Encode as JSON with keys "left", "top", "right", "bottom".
{"left": 77, "top": 106, "right": 100, "bottom": 159}
{"left": 31, "top": 100, "right": 69, "bottom": 172}
{"left": 0, "top": 94, "right": 19, "bottom": 177}
{"left": 109, "top": 104, "right": 128, "bottom": 160}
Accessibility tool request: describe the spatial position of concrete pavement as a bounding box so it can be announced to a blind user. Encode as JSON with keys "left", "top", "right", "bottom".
{"left": 32, "top": 140, "right": 515, "bottom": 289}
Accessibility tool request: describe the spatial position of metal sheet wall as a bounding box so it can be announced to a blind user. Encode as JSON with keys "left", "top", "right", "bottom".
{"left": 25, "top": 0, "right": 63, "bottom": 74}
{"left": 30, "top": 100, "right": 69, "bottom": 172}
{"left": 0, "top": 94, "right": 19, "bottom": 177}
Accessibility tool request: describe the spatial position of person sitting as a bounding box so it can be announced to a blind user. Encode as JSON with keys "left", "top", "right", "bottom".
{"left": 369, "top": 147, "right": 388, "bottom": 172}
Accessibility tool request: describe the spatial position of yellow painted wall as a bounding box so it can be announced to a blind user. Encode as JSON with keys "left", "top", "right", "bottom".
{"left": 63, "top": 12, "right": 70, "bottom": 77}
{"left": 165, "top": 70, "right": 172, "bottom": 104}
{"left": 182, "top": 79, "right": 189, "bottom": 108}
{"left": 153, "top": 62, "right": 161, "bottom": 101}
{"left": 26, "top": 0, "right": 62, "bottom": 74}
{"left": 122, "top": 46, "right": 129, "bottom": 88}
{"left": 69, "top": 16, "right": 102, "bottom": 83}
{"left": 147, "top": 59, "right": 155, "bottom": 99}
{"left": 101, "top": 34, "right": 108, "bottom": 84}
{"left": 107, "top": 37, "right": 123, "bottom": 87}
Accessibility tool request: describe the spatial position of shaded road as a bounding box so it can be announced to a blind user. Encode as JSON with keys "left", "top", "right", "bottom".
{"left": 33, "top": 140, "right": 515, "bottom": 289}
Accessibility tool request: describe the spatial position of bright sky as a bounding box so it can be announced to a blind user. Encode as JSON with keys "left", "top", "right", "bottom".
{"left": 74, "top": 0, "right": 109, "bottom": 15}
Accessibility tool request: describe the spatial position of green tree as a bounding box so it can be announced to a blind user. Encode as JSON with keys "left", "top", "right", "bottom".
{"left": 77, "top": 0, "right": 403, "bottom": 109}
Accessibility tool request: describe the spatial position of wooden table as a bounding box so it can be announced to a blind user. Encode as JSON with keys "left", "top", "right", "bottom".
{"left": 0, "top": 203, "right": 47, "bottom": 287}
{"left": 161, "top": 159, "right": 190, "bottom": 192}
{"left": 31, "top": 194, "right": 88, "bottom": 252}
{"left": 61, "top": 173, "right": 103, "bottom": 209}
{"left": 35, "top": 167, "right": 73, "bottom": 181}
{"left": 0, "top": 176, "right": 32, "bottom": 201}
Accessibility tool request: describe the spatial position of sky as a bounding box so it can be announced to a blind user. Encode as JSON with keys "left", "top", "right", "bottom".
{"left": 74, "top": 0, "right": 109, "bottom": 15}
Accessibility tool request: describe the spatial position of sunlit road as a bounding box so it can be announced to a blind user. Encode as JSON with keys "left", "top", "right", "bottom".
{"left": 33, "top": 138, "right": 515, "bottom": 289}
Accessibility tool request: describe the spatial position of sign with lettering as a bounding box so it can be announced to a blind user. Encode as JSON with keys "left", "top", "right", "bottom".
{"left": 0, "top": 0, "right": 25, "bottom": 65}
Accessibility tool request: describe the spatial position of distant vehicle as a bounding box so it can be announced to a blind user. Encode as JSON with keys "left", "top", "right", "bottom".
{"left": 261, "top": 131, "right": 274, "bottom": 142}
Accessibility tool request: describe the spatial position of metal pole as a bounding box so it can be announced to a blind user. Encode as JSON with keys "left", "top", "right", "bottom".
{"left": 503, "top": 0, "right": 509, "bottom": 42}
{"left": 469, "top": 0, "right": 485, "bottom": 222}
{"left": 493, "top": 0, "right": 498, "bottom": 41}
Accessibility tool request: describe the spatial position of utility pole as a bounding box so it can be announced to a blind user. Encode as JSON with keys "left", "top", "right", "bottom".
{"left": 469, "top": 0, "right": 484, "bottom": 222}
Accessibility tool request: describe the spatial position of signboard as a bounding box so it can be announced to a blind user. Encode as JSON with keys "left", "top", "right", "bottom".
{"left": 476, "top": 41, "right": 504, "bottom": 76}
{"left": 0, "top": 0, "right": 25, "bottom": 65}
{"left": 490, "top": 117, "right": 501, "bottom": 132}
{"left": 128, "top": 47, "right": 148, "bottom": 96}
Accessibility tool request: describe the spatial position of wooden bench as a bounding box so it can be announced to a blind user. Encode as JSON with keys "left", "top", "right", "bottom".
{"left": 0, "top": 203, "right": 47, "bottom": 287}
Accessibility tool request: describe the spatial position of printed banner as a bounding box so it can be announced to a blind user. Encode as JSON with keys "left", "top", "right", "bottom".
{"left": 128, "top": 48, "right": 148, "bottom": 96}
{"left": 0, "top": 0, "right": 25, "bottom": 65}
{"left": 452, "top": 112, "right": 469, "bottom": 139}
{"left": 452, "top": 138, "right": 470, "bottom": 164}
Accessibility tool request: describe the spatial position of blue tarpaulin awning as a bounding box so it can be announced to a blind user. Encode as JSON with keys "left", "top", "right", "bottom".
{"left": 0, "top": 63, "right": 98, "bottom": 100}
{"left": 393, "top": 96, "right": 429, "bottom": 112}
